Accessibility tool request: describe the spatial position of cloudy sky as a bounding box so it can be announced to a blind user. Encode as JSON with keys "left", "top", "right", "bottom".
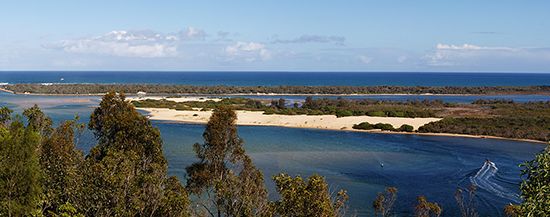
{"left": 1, "top": 0, "right": 549, "bottom": 72}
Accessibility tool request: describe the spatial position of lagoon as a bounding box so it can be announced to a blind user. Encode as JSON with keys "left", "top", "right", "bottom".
{"left": 0, "top": 92, "right": 545, "bottom": 216}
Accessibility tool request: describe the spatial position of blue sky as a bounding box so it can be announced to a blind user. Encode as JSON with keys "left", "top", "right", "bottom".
{"left": 1, "top": 0, "right": 549, "bottom": 72}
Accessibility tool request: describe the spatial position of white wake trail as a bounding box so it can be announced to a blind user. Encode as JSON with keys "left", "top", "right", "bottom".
{"left": 469, "top": 161, "right": 521, "bottom": 203}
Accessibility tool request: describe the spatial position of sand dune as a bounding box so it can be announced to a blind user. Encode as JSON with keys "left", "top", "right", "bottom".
{"left": 138, "top": 108, "right": 441, "bottom": 131}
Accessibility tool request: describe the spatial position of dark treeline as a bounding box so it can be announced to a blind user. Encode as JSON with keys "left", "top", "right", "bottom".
{"left": 419, "top": 101, "right": 550, "bottom": 141}
{"left": 132, "top": 97, "right": 442, "bottom": 118}
{"left": 2, "top": 84, "right": 550, "bottom": 95}
{"left": 0, "top": 92, "right": 548, "bottom": 216}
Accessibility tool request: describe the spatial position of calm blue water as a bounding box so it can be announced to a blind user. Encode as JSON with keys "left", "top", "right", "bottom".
{"left": 0, "top": 92, "right": 546, "bottom": 216}
{"left": 1, "top": 71, "right": 550, "bottom": 86}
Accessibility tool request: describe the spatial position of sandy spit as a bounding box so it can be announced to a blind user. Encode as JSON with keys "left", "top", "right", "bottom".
{"left": 137, "top": 108, "right": 440, "bottom": 131}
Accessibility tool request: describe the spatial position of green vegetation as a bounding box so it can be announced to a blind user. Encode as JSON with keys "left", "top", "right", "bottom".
{"left": 272, "top": 173, "right": 349, "bottom": 217}
{"left": 0, "top": 116, "right": 42, "bottom": 216}
{"left": 3, "top": 83, "right": 549, "bottom": 95}
{"left": 185, "top": 106, "right": 270, "bottom": 216}
{"left": 505, "top": 146, "right": 550, "bottom": 216}
{"left": 1, "top": 92, "right": 549, "bottom": 216}
{"left": 134, "top": 97, "right": 550, "bottom": 141}
{"left": 352, "top": 122, "right": 374, "bottom": 130}
{"left": 418, "top": 101, "right": 550, "bottom": 141}
{"left": 0, "top": 93, "right": 189, "bottom": 216}
{"left": 133, "top": 97, "right": 441, "bottom": 118}
{"left": 353, "top": 122, "right": 415, "bottom": 132}
{"left": 398, "top": 124, "right": 414, "bottom": 132}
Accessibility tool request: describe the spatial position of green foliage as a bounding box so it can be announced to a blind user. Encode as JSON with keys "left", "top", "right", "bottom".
{"left": 415, "top": 196, "right": 442, "bottom": 217}
{"left": 419, "top": 117, "right": 550, "bottom": 141}
{"left": 353, "top": 122, "right": 373, "bottom": 130}
{"left": 373, "top": 123, "right": 395, "bottom": 131}
{"left": 50, "top": 202, "right": 84, "bottom": 217}
{"left": 158, "top": 177, "right": 191, "bottom": 217}
{"left": 0, "top": 107, "right": 12, "bottom": 127}
{"left": 40, "top": 120, "right": 84, "bottom": 214}
{"left": 335, "top": 110, "right": 354, "bottom": 117}
{"left": 373, "top": 187, "right": 398, "bottom": 217}
{"left": 354, "top": 122, "right": 416, "bottom": 132}
{"left": 272, "top": 173, "right": 348, "bottom": 217}
{"left": 77, "top": 92, "right": 189, "bottom": 216}
{"left": 0, "top": 120, "right": 42, "bottom": 216}
{"left": 133, "top": 97, "right": 440, "bottom": 118}
{"left": 367, "top": 111, "right": 386, "bottom": 117}
{"left": 23, "top": 104, "right": 53, "bottom": 136}
{"left": 186, "top": 107, "right": 269, "bottom": 216}
{"left": 507, "top": 146, "right": 550, "bottom": 216}
{"left": 398, "top": 124, "right": 414, "bottom": 132}
{"left": 5, "top": 83, "right": 549, "bottom": 95}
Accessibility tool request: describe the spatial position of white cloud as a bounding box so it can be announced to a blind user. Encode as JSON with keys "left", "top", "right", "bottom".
{"left": 180, "top": 27, "right": 207, "bottom": 40}
{"left": 358, "top": 55, "right": 372, "bottom": 64}
{"left": 436, "top": 43, "right": 515, "bottom": 51}
{"left": 49, "top": 30, "right": 179, "bottom": 58}
{"left": 225, "top": 41, "right": 271, "bottom": 61}
{"left": 426, "top": 43, "right": 550, "bottom": 67}
{"left": 272, "top": 35, "right": 345, "bottom": 45}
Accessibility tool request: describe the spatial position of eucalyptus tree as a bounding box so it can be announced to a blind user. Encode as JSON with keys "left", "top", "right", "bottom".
{"left": 186, "top": 106, "right": 270, "bottom": 216}
{"left": 0, "top": 119, "right": 42, "bottom": 216}
{"left": 76, "top": 92, "right": 189, "bottom": 216}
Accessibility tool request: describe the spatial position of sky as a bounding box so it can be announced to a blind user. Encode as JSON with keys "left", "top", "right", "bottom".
{"left": 1, "top": 0, "right": 550, "bottom": 72}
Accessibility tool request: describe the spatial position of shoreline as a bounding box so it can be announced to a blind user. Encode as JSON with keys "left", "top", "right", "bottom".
{"left": 137, "top": 107, "right": 547, "bottom": 144}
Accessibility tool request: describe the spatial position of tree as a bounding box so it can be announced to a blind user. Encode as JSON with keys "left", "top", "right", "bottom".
{"left": 186, "top": 106, "right": 270, "bottom": 216}
{"left": 0, "top": 120, "right": 42, "bottom": 216}
{"left": 415, "top": 196, "right": 442, "bottom": 217}
{"left": 455, "top": 185, "right": 478, "bottom": 217}
{"left": 50, "top": 202, "right": 84, "bottom": 217}
{"left": 272, "top": 173, "right": 349, "bottom": 217}
{"left": 373, "top": 187, "right": 398, "bottom": 217}
{"left": 0, "top": 107, "right": 12, "bottom": 127}
{"left": 23, "top": 104, "right": 53, "bottom": 136}
{"left": 40, "top": 120, "right": 84, "bottom": 214}
{"left": 505, "top": 146, "right": 550, "bottom": 216}
{"left": 277, "top": 98, "right": 286, "bottom": 109}
{"left": 303, "top": 96, "right": 316, "bottom": 109}
{"left": 77, "top": 92, "right": 189, "bottom": 216}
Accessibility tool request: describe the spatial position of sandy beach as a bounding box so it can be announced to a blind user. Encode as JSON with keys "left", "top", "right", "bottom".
{"left": 137, "top": 107, "right": 547, "bottom": 144}
{"left": 127, "top": 96, "right": 223, "bottom": 102}
{"left": 137, "top": 107, "right": 441, "bottom": 131}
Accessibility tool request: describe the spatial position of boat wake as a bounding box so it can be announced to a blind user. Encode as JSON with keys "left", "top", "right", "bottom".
{"left": 469, "top": 161, "right": 521, "bottom": 203}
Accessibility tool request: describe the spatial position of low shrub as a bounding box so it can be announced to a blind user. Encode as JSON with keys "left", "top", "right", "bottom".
{"left": 353, "top": 122, "right": 373, "bottom": 130}
{"left": 367, "top": 111, "right": 386, "bottom": 117}
{"left": 336, "top": 110, "right": 354, "bottom": 117}
{"left": 398, "top": 124, "right": 414, "bottom": 132}
{"left": 373, "top": 123, "right": 395, "bottom": 131}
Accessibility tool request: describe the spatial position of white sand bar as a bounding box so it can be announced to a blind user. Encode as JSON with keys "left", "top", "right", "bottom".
{"left": 127, "top": 96, "right": 223, "bottom": 102}
{"left": 138, "top": 108, "right": 441, "bottom": 131}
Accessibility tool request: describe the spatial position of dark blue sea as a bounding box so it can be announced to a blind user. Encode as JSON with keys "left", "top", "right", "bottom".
{"left": 1, "top": 71, "right": 550, "bottom": 86}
